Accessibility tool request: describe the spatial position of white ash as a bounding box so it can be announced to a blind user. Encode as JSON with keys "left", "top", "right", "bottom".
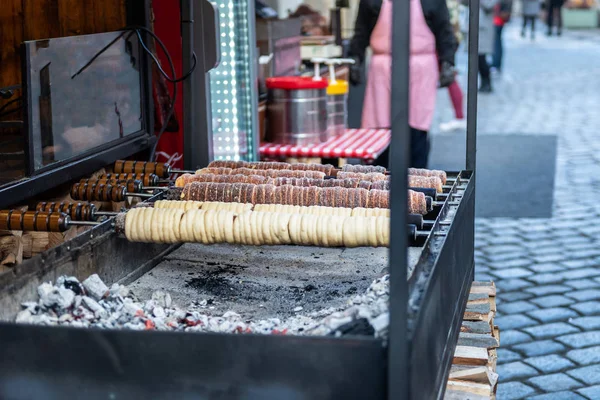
{"left": 82, "top": 274, "right": 109, "bottom": 301}
{"left": 15, "top": 274, "right": 390, "bottom": 339}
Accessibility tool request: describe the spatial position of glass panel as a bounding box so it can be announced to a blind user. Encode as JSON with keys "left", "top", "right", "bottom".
{"left": 209, "top": 0, "right": 256, "bottom": 161}
{"left": 23, "top": 32, "right": 144, "bottom": 172}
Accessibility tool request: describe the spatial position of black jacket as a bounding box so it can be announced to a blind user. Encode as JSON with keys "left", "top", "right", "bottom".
{"left": 348, "top": 0, "right": 457, "bottom": 66}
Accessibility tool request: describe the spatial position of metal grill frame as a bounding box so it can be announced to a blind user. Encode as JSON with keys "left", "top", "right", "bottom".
{"left": 0, "top": 0, "right": 479, "bottom": 397}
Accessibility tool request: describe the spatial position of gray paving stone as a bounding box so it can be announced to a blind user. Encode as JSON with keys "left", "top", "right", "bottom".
{"left": 487, "top": 236, "right": 523, "bottom": 246}
{"left": 496, "top": 382, "right": 537, "bottom": 400}
{"left": 529, "top": 392, "right": 586, "bottom": 400}
{"left": 500, "top": 301, "right": 538, "bottom": 314}
{"left": 561, "top": 268, "right": 600, "bottom": 280}
{"left": 534, "top": 254, "right": 567, "bottom": 264}
{"left": 526, "top": 285, "right": 571, "bottom": 296}
{"left": 570, "top": 301, "right": 600, "bottom": 315}
{"left": 578, "top": 385, "right": 600, "bottom": 399}
{"left": 490, "top": 258, "right": 532, "bottom": 269}
{"left": 566, "top": 346, "right": 600, "bottom": 365}
{"left": 474, "top": 273, "right": 495, "bottom": 281}
{"left": 557, "top": 331, "right": 600, "bottom": 349}
{"left": 523, "top": 354, "right": 576, "bottom": 373}
{"left": 531, "top": 295, "right": 574, "bottom": 308}
{"left": 495, "top": 278, "right": 532, "bottom": 292}
{"left": 524, "top": 322, "right": 580, "bottom": 339}
{"left": 529, "top": 246, "right": 563, "bottom": 256}
{"left": 497, "top": 314, "right": 538, "bottom": 330}
{"left": 484, "top": 244, "right": 523, "bottom": 255}
{"left": 567, "top": 365, "right": 600, "bottom": 385}
{"left": 498, "top": 348, "right": 523, "bottom": 364}
{"left": 564, "top": 242, "right": 598, "bottom": 251}
{"left": 561, "top": 259, "right": 599, "bottom": 269}
{"left": 499, "top": 291, "right": 536, "bottom": 303}
{"left": 502, "top": 330, "right": 534, "bottom": 346}
{"left": 565, "top": 279, "right": 600, "bottom": 290}
{"left": 566, "top": 289, "right": 600, "bottom": 302}
{"left": 528, "top": 273, "right": 564, "bottom": 284}
{"left": 497, "top": 361, "right": 538, "bottom": 381}
{"left": 559, "top": 236, "right": 592, "bottom": 246}
{"left": 487, "top": 252, "right": 531, "bottom": 263}
{"left": 530, "top": 263, "right": 564, "bottom": 273}
{"left": 570, "top": 317, "right": 600, "bottom": 330}
{"left": 528, "top": 373, "right": 583, "bottom": 392}
{"left": 513, "top": 340, "right": 567, "bottom": 357}
{"left": 569, "top": 249, "right": 600, "bottom": 260}
{"left": 527, "top": 307, "right": 578, "bottom": 323}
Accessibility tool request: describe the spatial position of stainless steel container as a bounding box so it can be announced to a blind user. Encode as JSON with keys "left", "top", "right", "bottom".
{"left": 266, "top": 77, "right": 329, "bottom": 146}
{"left": 327, "top": 93, "right": 347, "bottom": 138}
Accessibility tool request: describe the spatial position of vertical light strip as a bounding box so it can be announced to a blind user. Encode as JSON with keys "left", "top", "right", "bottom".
{"left": 208, "top": 0, "right": 254, "bottom": 161}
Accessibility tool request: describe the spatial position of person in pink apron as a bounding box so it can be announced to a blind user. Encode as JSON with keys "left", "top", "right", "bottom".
{"left": 348, "top": 0, "right": 456, "bottom": 168}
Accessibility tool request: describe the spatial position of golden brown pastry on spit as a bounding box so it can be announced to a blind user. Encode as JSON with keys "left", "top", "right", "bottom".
{"left": 180, "top": 182, "right": 426, "bottom": 214}
{"left": 338, "top": 171, "right": 387, "bottom": 182}
{"left": 341, "top": 164, "right": 387, "bottom": 174}
{"left": 196, "top": 167, "right": 234, "bottom": 175}
{"left": 154, "top": 200, "right": 203, "bottom": 211}
{"left": 175, "top": 173, "right": 272, "bottom": 188}
{"left": 408, "top": 175, "right": 443, "bottom": 193}
{"left": 234, "top": 168, "right": 326, "bottom": 180}
{"left": 125, "top": 208, "right": 390, "bottom": 247}
{"left": 408, "top": 168, "right": 447, "bottom": 184}
{"left": 207, "top": 160, "right": 249, "bottom": 169}
{"left": 408, "top": 190, "right": 428, "bottom": 215}
{"left": 271, "top": 177, "right": 371, "bottom": 189}
{"left": 207, "top": 160, "right": 336, "bottom": 175}
{"left": 370, "top": 180, "right": 390, "bottom": 191}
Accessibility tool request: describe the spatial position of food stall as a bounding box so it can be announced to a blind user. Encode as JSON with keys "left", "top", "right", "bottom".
{"left": 0, "top": 0, "right": 495, "bottom": 398}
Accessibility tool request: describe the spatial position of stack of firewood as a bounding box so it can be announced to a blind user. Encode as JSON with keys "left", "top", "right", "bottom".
{"left": 445, "top": 282, "right": 499, "bottom": 399}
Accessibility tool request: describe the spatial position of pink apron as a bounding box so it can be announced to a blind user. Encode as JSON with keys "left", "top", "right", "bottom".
{"left": 361, "top": 0, "right": 439, "bottom": 132}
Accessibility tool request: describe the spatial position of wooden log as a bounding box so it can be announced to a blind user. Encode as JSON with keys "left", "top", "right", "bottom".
{"left": 453, "top": 346, "right": 489, "bottom": 366}
{"left": 22, "top": 232, "right": 51, "bottom": 258}
{"left": 470, "top": 281, "right": 496, "bottom": 297}
{"left": 461, "top": 321, "right": 492, "bottom": 335}
{"left": 458, "top": 332, "right": 499, "bottom": 349}
{"left": 468, "top": 293, "right": 490, "bottom": 303}
{"left": 488, "top": 349, "right": 498, "bottom": 371}
{"left": 464, "top": 303, "right": 493, "bottom": 323}
{"left": 493, "top": 326, "right": 500, "bottom": 347}
{"left": 444, "top": 389, "right": 489, "bottom": 400}
{"left": 447, "top": 380, "right": 492, "bottom": 397}
{"left": 449, "top": 366, "right": 498, "bottom": 387}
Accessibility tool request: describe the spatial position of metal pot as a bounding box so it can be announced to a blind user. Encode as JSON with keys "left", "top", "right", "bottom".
{"left": 266, "top": 77, "right": 329, "bottom": 146}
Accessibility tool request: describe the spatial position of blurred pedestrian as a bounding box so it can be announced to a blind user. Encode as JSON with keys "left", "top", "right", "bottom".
{"left": 349, "top": 0, "right": 456, "bottom": 168}
{"left": 440, "top": 0, "right": 467, "bottom": 132}
{"left": 522, "top": 0, "right": 540, "bottom": 39}
{"left": 491, "top": 0, "right": 512, "bottom": 73}
{"left": 474, "top": 0, "right": 499, "bottom": 93}
{"left": 547, "top": 0, "right": 564, "bottom": 35}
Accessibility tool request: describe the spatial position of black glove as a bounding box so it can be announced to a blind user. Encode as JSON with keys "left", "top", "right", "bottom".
{"left": 349, "top": 56, "right": 363, "bottom": 86}
{"left": 439, "top": 61, "right": 456, "bottom": 88}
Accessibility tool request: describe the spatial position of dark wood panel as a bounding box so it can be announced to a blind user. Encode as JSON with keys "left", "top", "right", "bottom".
{"left": 23, "top": 0, "right": 60, "bottom": 40}
{"left": 0, "top": 0, "right": 127, "bottom": 90}
{"left": 0, "top": 0, "right": 24, "bottom": 88}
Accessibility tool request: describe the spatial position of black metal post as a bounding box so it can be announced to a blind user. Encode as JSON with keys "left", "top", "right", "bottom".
{"left": 182, "top": 0, "right": 215, "bottom": 170}
{"left": 466, "top": 0, "right": 479, "bottom": 172}
{"left": 388, "top": 0, "right": 410, "bottom": 398}
{"left": 466, "top": 0, "right": 479, "bottom": 282}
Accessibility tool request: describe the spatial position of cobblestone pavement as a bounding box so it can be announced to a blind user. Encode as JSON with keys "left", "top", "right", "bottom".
{"left": 433, "top": 25, "right": 600, "bottom": 399}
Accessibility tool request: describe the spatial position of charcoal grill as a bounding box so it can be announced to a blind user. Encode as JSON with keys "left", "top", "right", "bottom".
{"left": 0, "top": 0, "right": 481, "bottom": 398}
